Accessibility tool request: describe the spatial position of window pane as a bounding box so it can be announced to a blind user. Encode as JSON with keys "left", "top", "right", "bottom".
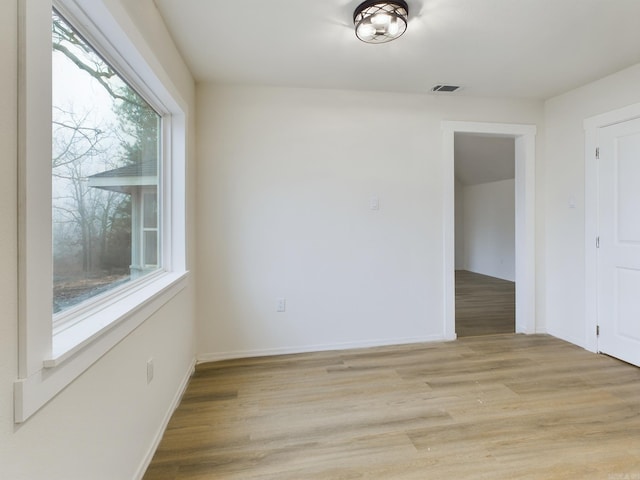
{"left": 52, "top": 10, "right": 161, "bottom": 315}
{"left": 144, "top": 231, "right": 158, "bottom": 266}
{"left": 143, "top": 192, "right": 158, "bottom": 228}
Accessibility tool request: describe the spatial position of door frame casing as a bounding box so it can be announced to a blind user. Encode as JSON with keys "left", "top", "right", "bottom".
{"left": 442, "top": 121, "right": 537, "bottom": 339}
{"left": 584, "top": 102, "right": 640, "bottom": 353}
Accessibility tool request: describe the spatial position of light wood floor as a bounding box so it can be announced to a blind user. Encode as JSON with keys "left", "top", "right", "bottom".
{"left": 456, "top": 270, "right": 515, "bottom": 337}
{"left": 144, "top": 334, "right": 640, "bottom": 480}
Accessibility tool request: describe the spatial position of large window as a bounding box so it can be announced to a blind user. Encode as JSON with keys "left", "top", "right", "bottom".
{"left": 52, "top": 10, "right": 161, "bottom": 317}
{"left": 16, "top": 0, "right": 187, "bottom": 423}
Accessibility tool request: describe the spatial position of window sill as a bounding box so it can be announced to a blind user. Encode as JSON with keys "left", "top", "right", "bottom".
{"left": 14, "top": 270, "right": 189, "bottom": 423}
{"left": 47, "top": 271, "right": 187, "bottom": 367}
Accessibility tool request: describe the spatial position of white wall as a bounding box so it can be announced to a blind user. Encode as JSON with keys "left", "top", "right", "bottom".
{"left": 462, "top": 179, "right": 515, "bottom": 281}
{"left": 196, "top": 84, "right": 543, "bottom": 359}
{"left": 544, "top": 62, "right": 640, "bottom": 347}
{"left": 454, "top": 178, "right": 465, "bottom": 269}
{"left": 0, "top": 1, "right": 196, "bottom": 479}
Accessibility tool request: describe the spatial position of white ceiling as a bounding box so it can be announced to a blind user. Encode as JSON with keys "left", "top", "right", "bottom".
{"left": 454, "top": 133, "right": 514, "bottom": 186}
{"left": 153, "top": 0, "right": 640, "bottom": 99}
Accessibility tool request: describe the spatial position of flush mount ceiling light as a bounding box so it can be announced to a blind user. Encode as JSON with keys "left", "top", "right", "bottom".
{"left": 353, "top": 0, "right": 409, "bottom": 44}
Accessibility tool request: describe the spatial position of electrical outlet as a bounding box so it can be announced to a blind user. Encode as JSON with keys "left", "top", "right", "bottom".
{"left": 146, "top": 358, "right": 154, "bottom": 384}
{"left": 276, "top": 298, "right": 286, "bottom": 312}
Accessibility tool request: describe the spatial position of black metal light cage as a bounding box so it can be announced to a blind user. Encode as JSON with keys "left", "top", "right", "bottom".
{"left": 353, "top": 0, "right": 409, "bottom": 44}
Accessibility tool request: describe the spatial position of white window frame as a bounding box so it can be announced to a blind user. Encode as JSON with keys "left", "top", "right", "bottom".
{"left": 15, "top": 0, "right": 188, "bottom": 423}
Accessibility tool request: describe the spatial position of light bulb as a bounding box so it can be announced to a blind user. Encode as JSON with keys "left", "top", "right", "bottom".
{"left": 387, "top": 19, "right": 400, "bottom": 36}
{"left": 371, "top": 13, "right": 391, "bottom": 27}
{"left": 358, "top": 23, "right": 376, "bottom": 40}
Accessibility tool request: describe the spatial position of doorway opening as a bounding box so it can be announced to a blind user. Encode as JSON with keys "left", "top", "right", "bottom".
{"left": 442, "top": 121, "right": 537, "bottom": 340}
{"left": 454, "top": 132, "right": 515, "bottom": 337}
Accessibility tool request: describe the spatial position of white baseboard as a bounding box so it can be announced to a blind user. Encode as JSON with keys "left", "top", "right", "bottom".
{"left": 197, "top": 335, "right": 446, "bottom": 363}
{"left": 134, "top": 357, "right": 196, "bottom": 480}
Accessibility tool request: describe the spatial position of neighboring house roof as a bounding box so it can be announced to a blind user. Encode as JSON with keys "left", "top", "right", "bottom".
{"left": 88, "top": 160, "right": 158, "bottom": 194}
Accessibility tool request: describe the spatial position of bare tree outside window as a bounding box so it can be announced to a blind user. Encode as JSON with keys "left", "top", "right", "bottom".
{"left": 52, "top": 10, "right": 160, "bottom": 315}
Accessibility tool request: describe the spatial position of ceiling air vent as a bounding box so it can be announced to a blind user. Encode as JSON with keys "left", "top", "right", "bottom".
{"left": 431, "top": 84, "right": 461, "bottom": 93}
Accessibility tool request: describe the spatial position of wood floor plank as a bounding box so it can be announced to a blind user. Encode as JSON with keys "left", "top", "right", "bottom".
{"left": 144, "top": 334, "right": 640, "bottom": 479}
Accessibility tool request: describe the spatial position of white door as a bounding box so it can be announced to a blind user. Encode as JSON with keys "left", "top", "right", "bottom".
{"left": 598, "top": 117, "right": 640, "bottom": 367}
